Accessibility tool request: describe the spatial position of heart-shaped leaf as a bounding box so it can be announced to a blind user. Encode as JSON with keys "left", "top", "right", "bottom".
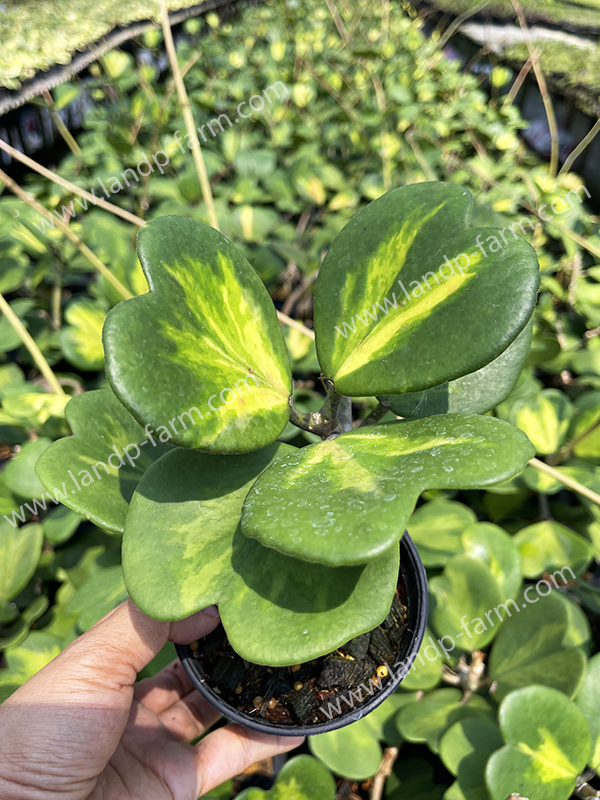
{"left": 4, "top": 438, "right": 52, "bottom": 500}
{"left": 314, "top": 183, "right": 539, "bottom": 396}
{"left": 236, "top": 755, "right": 336, "bottom": 800}
{"left": 35, "top": 389, "right": 174, "bottom": 534}
{"left": 488, "top": 588, "right": 586, "bottom": 701}
{"left": 461, "top": 522, "right": 522, "bottom": 599}
{"left": 123, "top": 445, "right": 399, "bottom": 665}
{"left": 510, "top": 389, "right": 573, "bottom": 455}
{"left": 440, "top": 718, "right": 503, "bottom": 800}
{"left": 360, "top": 691, "right": 414, "bottom": 746}
{"left": 380, "top": 321, "right": 532, "bottom": 418}
{"left": 59, "top": 299, "right": 106, "bottom": 371}
{"left": 575, "top": 653, "right": 600, "bottom": 770}
{"left": 513, "top": 520, "right": 592, "bottom": 577}
{"left": 242, "top": 415, "right": 534, "bottom": 566}
{"left": 430, "top": 555, "right": 504, "bottom": 650}
{"left": 486, "top": 686, "right": 590, "bottom": 800}
{"left": 0, "top": 521, "right": 43, "bottom": 601}
{"left": 407, "top": 500, "right": 476, "bottom": 567}
{"left": 396, "top": 689, "right": 494, "bottom": 753}
{"left": 309, "top": 718, "right": 383, "bottom": 780}
{"left": 103, "top": 216, "right": 291, "bottom": 453}
{"left": 569, "top": 391, "right": 600, "bottom": 463}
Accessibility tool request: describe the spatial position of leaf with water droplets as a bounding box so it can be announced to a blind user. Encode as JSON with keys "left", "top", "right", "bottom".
{"left": 242, "top": 415, "right": 534, "bottom": 566}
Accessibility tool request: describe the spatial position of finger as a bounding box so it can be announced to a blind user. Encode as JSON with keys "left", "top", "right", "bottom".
{"left": 158, "top": 688, "right": 222, "bottom": 742}
{"left": 135, "top": 606, "right": 220, "bottom": 712}
{"left": 194, "top": 724, "right": 304, "bottom": 797}
{"left": 169, "top": 604, "right": 220, "bottom": 645}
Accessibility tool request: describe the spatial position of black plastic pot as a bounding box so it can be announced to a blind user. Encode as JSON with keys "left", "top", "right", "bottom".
{"left": 176, "top": 531, "right": 427, "bottom": 736}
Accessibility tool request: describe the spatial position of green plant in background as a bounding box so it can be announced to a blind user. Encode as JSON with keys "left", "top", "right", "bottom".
{"left": 2, "top": 0, "right": 600, "bottom": 797}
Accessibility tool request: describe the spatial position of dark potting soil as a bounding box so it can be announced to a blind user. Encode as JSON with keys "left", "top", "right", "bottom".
{"left": 188, "top": 575, "right": 409, "bottom": 726}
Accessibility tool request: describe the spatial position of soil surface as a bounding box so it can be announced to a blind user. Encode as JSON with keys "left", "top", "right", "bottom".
{"left": 186, "top": 574, "right": 409, "bottom": 727}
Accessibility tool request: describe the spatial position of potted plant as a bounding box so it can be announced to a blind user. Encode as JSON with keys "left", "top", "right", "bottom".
{"left": 36, "top": 181, "right": 539, "bottom": 734}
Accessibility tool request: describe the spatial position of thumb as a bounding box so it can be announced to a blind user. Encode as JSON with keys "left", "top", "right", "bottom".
{"left": 0, "top": 600, "right": 220, "bottom": 798}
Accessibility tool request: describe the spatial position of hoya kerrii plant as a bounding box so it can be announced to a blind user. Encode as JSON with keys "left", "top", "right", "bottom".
{"left": 36, "top": 181, "right": 539, "bottom": 672}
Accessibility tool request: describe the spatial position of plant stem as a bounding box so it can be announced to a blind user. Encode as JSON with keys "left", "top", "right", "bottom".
{"left": 510, "top": 0, "right": 559, "bottom": 177}
{"left": 159, "top": 0, "right": 219, "bottom": 231}
{"left": 289, "top": 380, "right": 349, "bottom": 438}
{"left": 42, "top": 89, "right": 82, "bottom": 156}
{"left": 0, "top": 138, "right": 145, "bottom": 228}
{"left": 371, "top": 747, "right": 398, "bottom": 800}
{"left": 360, "top": 400, "right": 391, "bottom": 426}
{"left": 0, "top": 168, "right": 133, "bottom": 301}
{"left": 0, "top": 291, "right": 64, "bottom": 395}
{"left": 502, "top": 51, "right": 536, "bottom": 110}
{"left": 560, "top": 117, "right": 600, "bottom": 175}
{"left": 529, "top": 457, "right": 600, "bottom": 507}
{"left": 276, "top": 310, "right": 316, "bottom": 340}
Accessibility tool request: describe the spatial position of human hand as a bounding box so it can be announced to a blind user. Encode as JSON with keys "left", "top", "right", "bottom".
{"left": 0, "top": 600, "right": 303, "bottom": 800}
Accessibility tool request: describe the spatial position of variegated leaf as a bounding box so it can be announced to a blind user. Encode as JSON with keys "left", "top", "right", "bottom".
{"left": 241, "top": 415, "right": 534, "bottom": 566}
{"left": 380, "top": 320, "right": 533, "bottom": 418}
{"left": 35, "top": 389, "right": 173, "bottom": 533}
{"left": 103, "top": 216, "right": 291, "bottom": 454}
{"left": 123, "top": 444, "right": 399, "bottom": 666}
{"left": 314, "top": 183, "right": 539, "bottom": 396}
{"left": 486, "top": 687, "right": 590, "bottom": 800}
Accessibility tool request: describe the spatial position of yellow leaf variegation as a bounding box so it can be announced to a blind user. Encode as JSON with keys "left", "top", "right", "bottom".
{"left": 314, "top": 183, "right": 540, "bottom": 396}
{"left": 103, "top": 216, "right": 291, "bottom": 454}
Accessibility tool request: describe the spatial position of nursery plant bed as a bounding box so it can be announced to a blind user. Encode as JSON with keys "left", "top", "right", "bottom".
{"left": 176, "top": 532, "right": 427, "bottom": 735}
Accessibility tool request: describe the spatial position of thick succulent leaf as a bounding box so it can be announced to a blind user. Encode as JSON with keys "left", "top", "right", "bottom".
{"left": 407, "top": 500, "right": 476, "bottom": 567}
{"left": 461, "top": 522, "right": 522, "bottom": 599}
{"left": 236, "top": 755, "right": 336, "bottom": 800}
{"left": 309, "top": 719, "right": 382, "bottom": 780}
{"left": 488, "top": 588, "right": 586, "bottom": 701}
{"left": 569, "top": 391, "right": 600, "bottom": 464}
{"left": 401, "top": 627, "right": 444, "bottom": 691}
{"left": 430, "top": 555, "right": 504, "bottom": 650}
{"left": 314, "top": 183, "right": 539, "bottom": 396}
{"left": 103, "top": 216, "right": 291, "bottom": 454}
{"left": 0, "top": 521, "right": 43, "bottom": 601}
{"left": 440, "top": 718, "right": 503, "bottom": 800}
{"left": 510, "top": 388, "right": 573, "bottom": 456}
{"left": 123, "top": 445, "right": 399, "bottom": 666}
{"left": 4, "top": 438, "right": 52, "bottom": 500}
{"left": 59, "top": 299, "right": 106, "bottom": 371}
{"left": 242, "top": 415, "right": 534, "bottom": 566}
{"left": 575, "top": 653, "right": 600, "bottom": 770}
{"left": 380, "top": 321, "right": 532, "bottom": 418}
{"left": 513, "top": 520, "right": 592, "bottom": 577}
{"left": 486, "top": 687, "right": 590, "bottom": 800}
{"left": 396, "top": 689, "right": 494, "bottom": 753}
{"left": 35, "top": 389, "right": 173, "bottom": 534}
{"left": 360, "top": 692, "right": 413, "bottom": 746}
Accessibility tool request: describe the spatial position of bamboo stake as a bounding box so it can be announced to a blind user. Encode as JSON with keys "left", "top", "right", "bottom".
{"left": 0, "top": 168, "right": 133, "bottom": 301}
{"left": 0, "top": 138, "right": 145, "bottom": 227}
{"left": 159, "top": 0, "right": 219, "bottom": 231}
{"left": 0, "top": 291, "right": 64, "bottom": 395}
{"left": 510, "top": 0, "right": 560, "bottom": 177}
{"left": 529, "top": 457, "right": 600, "bottom": 507}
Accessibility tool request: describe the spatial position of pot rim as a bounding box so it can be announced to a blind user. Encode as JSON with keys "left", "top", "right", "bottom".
{"left": 176, "top": 531, "right": 428, "bottom": 736}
